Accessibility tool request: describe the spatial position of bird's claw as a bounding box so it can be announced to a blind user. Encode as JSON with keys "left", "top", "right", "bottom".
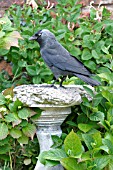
{"left": 50, "top": 84, "right": 57, "bottom": 89}
{"left": 59, "top": 85, "right": 66, "bottom": 89}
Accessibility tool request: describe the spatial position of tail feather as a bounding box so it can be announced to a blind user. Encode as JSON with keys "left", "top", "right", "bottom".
{"left": 74, "top": 73, "right": 101, "bottom": 86}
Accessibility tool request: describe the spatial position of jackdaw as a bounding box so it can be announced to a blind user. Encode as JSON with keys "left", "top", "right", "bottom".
{"left": 29, "top": 29, "right": 100, "bottom": 87}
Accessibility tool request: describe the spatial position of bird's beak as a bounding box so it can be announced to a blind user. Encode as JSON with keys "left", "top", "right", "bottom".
{"left": 29, "top": 35, "right": 37, "bottom": 40}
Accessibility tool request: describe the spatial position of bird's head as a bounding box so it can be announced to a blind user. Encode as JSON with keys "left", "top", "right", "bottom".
{"left": 29, "top": 29, "right": 55, "bottom": 45}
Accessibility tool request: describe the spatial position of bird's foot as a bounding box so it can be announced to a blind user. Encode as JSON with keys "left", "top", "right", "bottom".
{"left": 50, "top": 84, "right": 57, "bottom": 89}
{"left": 59, "top": 85, "right": 66, "bottom": 89}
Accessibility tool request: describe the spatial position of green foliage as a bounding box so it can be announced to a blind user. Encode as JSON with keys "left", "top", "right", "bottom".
{"left": 0, "top": 89, "right": 39, "bottom": 169}
{"left": 0, "top": 0, "right": 113, "bottom": 169}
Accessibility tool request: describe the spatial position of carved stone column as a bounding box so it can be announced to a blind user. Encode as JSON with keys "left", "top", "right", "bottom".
{"left": 13, "top": 84, "right": 93, "bottom": 170}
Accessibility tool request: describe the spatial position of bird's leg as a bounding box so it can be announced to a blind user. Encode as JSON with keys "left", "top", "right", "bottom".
{"left": 60, "top": 76, "right": 66, "bottom": 88}
{"left": 50, "top": 78, "right": 59, "bottom": 89}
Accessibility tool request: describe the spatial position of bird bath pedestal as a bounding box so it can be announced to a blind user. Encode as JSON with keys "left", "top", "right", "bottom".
{"left": 13, "top": 84, "right": 93, "bottom": 170}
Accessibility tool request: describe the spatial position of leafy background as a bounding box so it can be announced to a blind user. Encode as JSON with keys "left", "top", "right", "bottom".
{"left": 0, "top": 0, "right": 113, "bottom": 169}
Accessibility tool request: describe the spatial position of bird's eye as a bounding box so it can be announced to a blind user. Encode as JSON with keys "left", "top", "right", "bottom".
{"left": 38, "top": 33, "right": 42, "bottom": 36}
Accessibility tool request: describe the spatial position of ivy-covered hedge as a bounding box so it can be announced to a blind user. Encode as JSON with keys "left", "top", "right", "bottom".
{"left": 0, "top": 0, "right": 113, "bottom": 169}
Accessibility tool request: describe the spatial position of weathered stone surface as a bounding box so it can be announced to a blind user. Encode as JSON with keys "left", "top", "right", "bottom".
{"left": 13, "top": 84, "right": 93, "bottom": 107}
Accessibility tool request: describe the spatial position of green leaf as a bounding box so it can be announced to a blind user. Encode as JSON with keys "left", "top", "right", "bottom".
{"left": 40, "top": 149, "right": 67, "bottom": 161}
{"left": 64, "top": 130, "right": 83, "bottom": 158}
{"left": 51, "top": 135, "right": 63, "bottom": 148}
{"left": 0, "top": 144, "right": 11, "bottom": 154}
{"left": 92, "top": 94, "right": 103, "bottom": 107}
{"left": 17, "top": 134, "right": 28, "bottom": 144}
{"left": 83, "top": 35, "right": 94, "bottom": 49}
{"left": 26, "top": 65, "right": 37, "bottom": 76}
{"left": 93, "top": 22, "right": 103, "bottom": 31}
{"left": 19, "top": 120, "right": 28, "bottom": 127}
{"left": 102, "top": 139, "right": 113, "bottom": 154}
{"left": 108, "top": 160, "right": 113, "bottom": 170}
{"left": 92, "top": 156, "right": 110, "bottom": 170}
{"left": 0, "top": 48, "right": 9, "bottom": 55}
{"left": 105, "top": 132, "right": 113, "bottom": 144}
{"left": 0, "top": 123, "right": 8, "bottom": 140}
{"left": 82, "top": 134, "right": 94, "bottom": 150}
{"left": 22, "top": 123, "right": 36, "bottom": 140}
{"left": 5, "top": 113, "right": 21, "bottom": 125}
{"left": 0, "top": 16, "right": 12, "bottom": 30}
{"left": 92, "top": 50, "right": 99, "bottom": 59}
{"left": 98, "top": 72, "right": 112, "bottom": 82}
{"left": 93, "top": 132, "right": 102, "bottom": 147}
{"left": 105, "top": 25, "right": 113, "bottom": 35}
{"left": 44, "top": 160, "right": 59, "bottom": 167}
{"left": 81, "top": 48, "right": 92, "bottom": 60}
{"left": 89, "top": 111, "right": 105, "bottom": 121}
{"left": 107, "top": 107, "right": 113, "bottom": 123}
{"left": 10, "top": 128, "right": 22, "bottom": 139}
{"left": 102, "top": 90, "right": 113, "bottom": 104}
{"left": 33, "top": 76, "right": 41, "bottom": 84}
{"left": 61, "top": 157, "right": 86, "bottom": 170}
{"left": 78, "top": 123, "right": 93, "bottom": 133}
{"left": 18, "top": 60, "right": 27, "bottom": 67}
{"left": 83, "top": 86, "right": 94, "bottom": 97}
{"left": 0, "top": 93, "right": 6, "bottom": 105}
{"left": 84, "top": 60, "right": 96, "bottom": 70}
{"left": 0, "top": 136, "right": 10, "bottom": 146}
{"left": 18, "top": 108, "right": 31, "bottom": 119}
{"left": 66, "top": 121, "right": 77, "bottom": 127}
{"left": 70, "top": 46, "right": 81, "bottom": 56}
{"left": 9, "top": 99, "right": 23, "bottom": 112}
{"left": 101, "top": 45, "right": 110, "bottom": 54}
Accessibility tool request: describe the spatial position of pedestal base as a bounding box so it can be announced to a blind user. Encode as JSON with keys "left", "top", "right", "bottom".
{"left": 34, "top": 107, "right": 71, "bottom": 170}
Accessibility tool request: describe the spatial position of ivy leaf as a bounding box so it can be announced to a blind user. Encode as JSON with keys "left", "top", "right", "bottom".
{"left": 92, "top": 50, "right": 99, "bottom": 59}
{"left": 102, "top": 90, "right": 113, "bottom": 104}
{"left": 64, "top": 130, "right": 83, "bottom": 158}
{"left": 61, "top": 157, "right": 86, "bottom": 170}
{"left": 92, "top": 156, "right": 110, "bottom": 170}
{"left": 103, "top": 139, "right": 113, "bottom": 154}
{"left": 9, "top": 99, "right": 23, "bottom": 112}
{"left": 0, "top": 123, "right": 8, "bottom": 140}
{"left": 5, "top": 113, "right": 21, "bottom": 127}
{"left": 83, "top": 35, "right": 93, "bottom": 49}
{"left": 22, "top": 123, "right": 36, "bottom": 140}
{"left": 89, "top": 111, "right": 105, "bottom": 121}
{"left": 84, "top": 60, "right": 96, "bottom": 70}
{"left": 101, "top": 45, "right": 110, "bottom": 54}
{"left": 26, "top": 65, "right": 37, "bottom": 76}
{"left": 17, "top": 134, "right": 29, "bottom": 144}
{"left": 92, "top": 93, "right": 103, "bottom": 107}
{"left": 18, "top": 108, "right": 31, "bottom": 119}
{"left": 78, "top": 123, "right": 93, "bottom": 133}
{"left": 81, "top": 48, "right": 92, "bottom": 60}
{"left": 40, "top": 149, "right": 67, "bottom": 161}
{"left": 0, "top": 144, "right": 11, "bottom": 154}
{"left": 10, "top": 128, "right": 22, "bottom": 139}
{"left": 82, "top": 134, "right": 94, "bottom": 150}
{"left": 0, "top": 93, "right": 6, "bottom": 105}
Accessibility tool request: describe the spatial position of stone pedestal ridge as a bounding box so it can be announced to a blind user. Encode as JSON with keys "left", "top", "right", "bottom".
{"left": 13, "top": 84, "right": 93, "bottom": 170}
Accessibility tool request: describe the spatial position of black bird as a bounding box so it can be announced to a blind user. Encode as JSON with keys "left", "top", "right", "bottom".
{"left": 29, "top": 29, "right": 100, "bottom": 87}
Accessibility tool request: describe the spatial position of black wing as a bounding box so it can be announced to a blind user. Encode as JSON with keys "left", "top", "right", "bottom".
{"left": 40, "top": 41, "right": 92, "bottom": 76}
